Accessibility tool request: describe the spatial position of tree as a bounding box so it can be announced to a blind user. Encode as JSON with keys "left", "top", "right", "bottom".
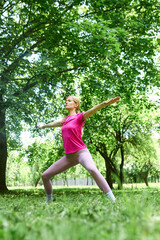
{"left": 24, "top": 139, "right": 64, "bottom": 186}
{"left": 0, "top": 0, "right": 159, "bottom": 192}
{"left": 0, "top": 0, "right": 117, "bottom": 191}
{"left": 80, "top": 85, "right": 159, "bottom": 188}
{"left": 124, "top": 135, "right": 159, "bottom": 186}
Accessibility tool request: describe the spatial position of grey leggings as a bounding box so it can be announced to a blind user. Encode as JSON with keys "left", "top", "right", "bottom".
{"left": 42, "top": 148, "right": 111, "bottom": 194}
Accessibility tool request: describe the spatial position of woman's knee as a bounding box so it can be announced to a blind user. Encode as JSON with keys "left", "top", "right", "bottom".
{"left": 41, "top": 171, "right": 50, "bottom": 181}
{"left": 88, "top": 167, "right": 98, "bottom": 176}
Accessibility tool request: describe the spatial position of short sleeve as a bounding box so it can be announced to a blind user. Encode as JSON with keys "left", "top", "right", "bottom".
{"left": 77, "top": 112, "right": 85, "bottom": 123}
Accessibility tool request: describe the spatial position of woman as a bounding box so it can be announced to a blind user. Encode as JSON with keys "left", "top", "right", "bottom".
{"left": 38, "top": 95, "right": 120, "bottom": 203}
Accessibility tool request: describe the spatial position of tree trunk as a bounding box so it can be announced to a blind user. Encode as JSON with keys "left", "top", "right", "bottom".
{"left": 93, "top": 141, "right": 119, "bottom": 189}
{"left": 64, "top": 173, "right": 68, "bottom": 186}
{"left": 141, "top": 170, "right": 150, "bottom": 187}
{"left": 35, "top": 177, "right": 40, "bottom": 187}
{"left": 119, "top": 145, "right": 125, "bottom": 189}
{"left": 104, "top": 158, "right": 113, "bottom": 189}
{"left": 0, "top": 94, "right": 8, "bottom": 193}
{"left": 143, "top": 174, "right": 149, "bottom": 186}
{"left": 140, "top": 163, "right": 152, "bottom": 187}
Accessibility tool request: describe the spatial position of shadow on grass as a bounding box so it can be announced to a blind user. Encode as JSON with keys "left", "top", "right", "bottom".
{"left": 1, "top": 185, "right": 159, "bottom": 198}
{"left": 1, "top": 187, "right": 101, "bottom": 198}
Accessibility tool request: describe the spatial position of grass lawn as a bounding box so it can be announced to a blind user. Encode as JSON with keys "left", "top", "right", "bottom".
{"left": 0, "top": 184, "right": 160, "bottom": 240}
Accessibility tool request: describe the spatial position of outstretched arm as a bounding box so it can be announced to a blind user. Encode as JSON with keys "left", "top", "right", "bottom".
{"left": 38, "top": 119, "right": 63, "bottom": 129}
{"left": 82, "top": 96, "right": 120, "bottom": 120}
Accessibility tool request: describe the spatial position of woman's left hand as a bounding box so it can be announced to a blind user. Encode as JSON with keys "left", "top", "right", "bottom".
{"left": 103, "top": 96, "right": 120, "bottom": 106}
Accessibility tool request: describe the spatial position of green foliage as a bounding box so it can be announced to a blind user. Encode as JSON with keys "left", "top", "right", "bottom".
{"left": 124, "top": 135, "right": 160, "bottom": 184}
{"left": 1, "top": 0, "right": 160, "bottom": 191}
{"left": 79, "top": 78, "right": 159, "bottom": 187}
{"left": 0, "top": 186, "right": 160, "bottom": 240}
{"left": 1, "top": 0, "right": 159, "bottom": 139}
{"left": 6, "top": 138, "right": 96, "bottom": 187}
{"left": 6, "top": 150, "right": 33, "bottom": 187}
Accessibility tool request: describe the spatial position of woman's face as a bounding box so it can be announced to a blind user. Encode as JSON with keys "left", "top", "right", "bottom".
{"left": 65, "top": 96, "right": 77, "bottom": 111}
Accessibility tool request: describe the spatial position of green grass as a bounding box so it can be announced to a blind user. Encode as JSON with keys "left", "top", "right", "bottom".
{"left": 0, "top": 185, "right": 160, "bottom": 240}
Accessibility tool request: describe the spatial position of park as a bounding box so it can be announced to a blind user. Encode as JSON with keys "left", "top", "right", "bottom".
{"left": 0, "top": 0, "right": 160, "bottom": 239}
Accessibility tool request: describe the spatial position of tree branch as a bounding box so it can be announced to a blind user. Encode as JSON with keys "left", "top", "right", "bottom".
{"left": 3, "top": 37, "right": 45, "bottom": 77}
{"left": 81, "top": 4, "right": 124, "bottom": 18}
{"left": 1, "top": 0, "right": 21, "bottom": 16}
{"left": 56, "top": 64, "right": 86, "bottom": 74}
{"left": 93, "top": 140, "right": 118, "bottom": 175}
{"left": 13, "top": 80, "right": 38, "bottom": 96}
{"left": 3, "top": 21, "right": 48, "bottom": 59}
{"left": 122, "top": 120, "right": 134, "bottom": 135}
{"left": 109, "top": 144, "right": 120, "bottom": 159}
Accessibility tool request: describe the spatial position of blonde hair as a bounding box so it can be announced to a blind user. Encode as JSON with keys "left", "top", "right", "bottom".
{"left": 69, "top": 96, "right": 81, "bottom": 113}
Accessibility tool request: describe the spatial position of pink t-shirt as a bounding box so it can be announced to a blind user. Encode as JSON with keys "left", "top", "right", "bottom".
{"left": 62, "top": 112, "right": 87, "bottom": 154}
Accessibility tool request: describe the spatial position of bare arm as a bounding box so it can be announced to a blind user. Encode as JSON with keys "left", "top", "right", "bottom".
{"left": 38, "top": 119, "right": 63, "bottom": 129}
{"left": 83, "top": 96, "right": 120, "bottom": 120}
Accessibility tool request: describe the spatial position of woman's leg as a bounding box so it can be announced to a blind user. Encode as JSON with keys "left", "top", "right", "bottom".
{"left": 78, "top": 149, "right": 111, "bottom": 193}
{"left": 42, "top": 155, "right": 78, "bottom": 195}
